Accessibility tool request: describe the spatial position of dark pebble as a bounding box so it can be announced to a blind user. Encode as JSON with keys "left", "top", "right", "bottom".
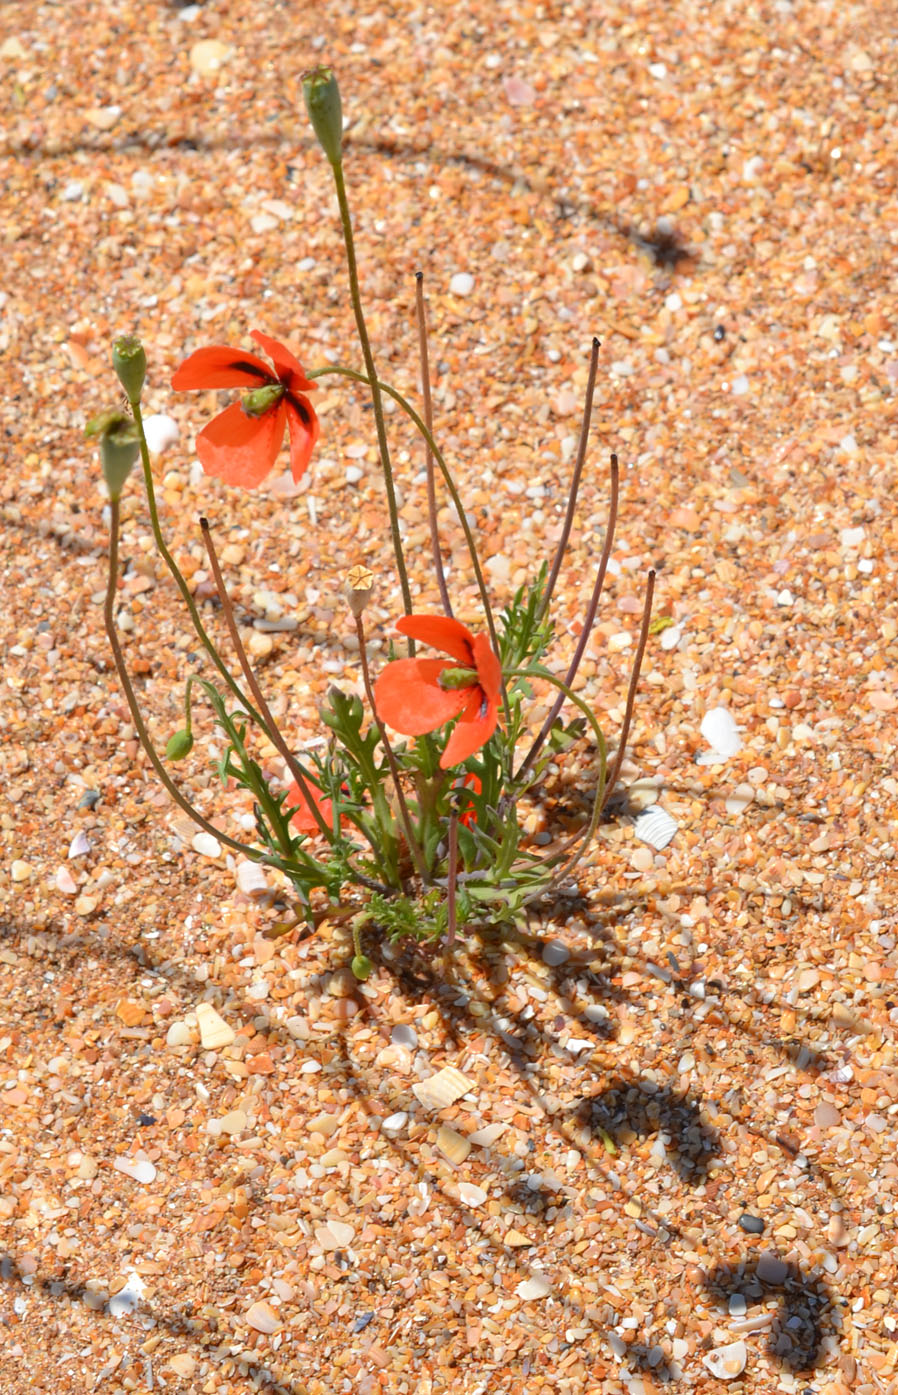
{"left": 78, "top": 789, "right": 101, "bottom": 809}
{"left": 137, "top": 1113, "right": 157, "bottom": 1127}
{"left": 352, "top": 1312, "right": 375, "bottom": 1334}
{"left": 738, "top": 1213, "right": 765, "bottom": 1234}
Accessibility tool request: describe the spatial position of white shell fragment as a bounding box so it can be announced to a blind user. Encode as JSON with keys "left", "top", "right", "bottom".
{"left": 191, "top": 831, "right": 222, "bottom": 859}
{"left": 457, "top": 1183, "right": 488, "bottom": 1207}
{"left": 195, "top": 1002, "right": 236, "bottom": 1049}
{"left": 633, "top": 804, "right": 678, "bottom": 850}
{"left": 436, "top": 1125, "right": 471, "bottom": 1165}
{"left": 141, "top": 413, "right": 180, "bottom": 455}
{"left": 245, "top": 1300, "right": 281, "bottom": 1334}
{"left": 697, "top": 706, "right": 743, "bottom": 764}
{"left": 725, "top": 782, "right": 755, "bottom": 816}
{"left": 68, "top": 831, "right": 92, "bottom": 859}
{"left": 412, "top": 1066, "right": 473, "bottom": 1111}
{"left": 516, "top": 1273, "right": 552, "bottom": 1300}
{"left": 702, "top": 1339, "right": 748, "bottom": 1379}
{"left": 113, "top": 1156, "right": 156, "bottom": 1185}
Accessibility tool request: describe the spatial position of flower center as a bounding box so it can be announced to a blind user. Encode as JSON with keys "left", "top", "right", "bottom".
{"left": 241, "top": 383, "right": 285, "bottom": 417}
{"left": 438, "top": 665, "right": 478, "bottom": 691}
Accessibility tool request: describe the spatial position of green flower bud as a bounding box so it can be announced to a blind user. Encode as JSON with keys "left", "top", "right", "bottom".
{"left": 112, "top": 335, "right": 147, "bottom": 402}
{"left": 165, "top": 729, "right": 194, "bottom": 761}
{"left": 302, "top": 66, "right": 343, "bottom": 166}
{"left": 86, "top": 408, "right": 140, "bottom": 500}
{"left": 241, "top": 383, "right": 285, "bottom": 417}
{"left": 350, "top": 954, "right": 373, "bottom": 982}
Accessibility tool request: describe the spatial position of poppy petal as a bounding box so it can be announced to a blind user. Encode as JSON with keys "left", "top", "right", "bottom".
{"left": 286, "top": 778, "right": 335, "bottom": 835}
{"left": 471, "top": 632, "right": 502, "bottom": 699}
{"left": 441, "top": 687, "right": 499, "bottom": 769}
{"left": 395, "top": 614, "right": 476, "bottom": 664}
{"left": 172, "top": 345, "right": 274, "bottom": 390}
{"left": 284, "top": 394, "right": 320, "bottom": 482}
{"left": 374, "top": 658, "right": 469, "bottom": 735}
{"left": 195, "top": 400, "right": 287, "bottom": 488}
{"left": 250, "top": 329, "right": 316, "bottom": 393}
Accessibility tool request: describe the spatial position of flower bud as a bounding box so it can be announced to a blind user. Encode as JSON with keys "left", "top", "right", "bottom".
{"left": 165, "top": 729, "right": 194, "bottom": 761}
{"left": 302, "top": 66, "right": 343, "bottom": 165}
{"left": 350, "top": 954, "right": 373, "bottom": 981}
{"left": 241, "top": 383, "right": 284, "bottom": 417}
{"left": 86, "top": 408, "right": 140, "bottom": 500}
{"left": 112, "top": 335, "right": 147, "bottom": 402}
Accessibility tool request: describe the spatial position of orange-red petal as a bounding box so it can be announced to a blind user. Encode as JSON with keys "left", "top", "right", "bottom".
{"left": 286, "top": 778, "right": 335, "bottom": 835}
{"left": 440, "top": 686, "right": 499, "bottom": 768}
{"left": 471, "top": 631, "right": 502, "bottom": 699}
{"left": 196, "top": 400, "right": 287, "bottom": 488}
{"left": 374, "top": 658, "right": 469, "bottom": 735}
{"left": 250, "top": 329, "right": 316, "bottom": 393}
{"left": 395, "top": 614, "right": 476, "bottom": 665}
{"left": 172, "top": 345, "right": 274, "bottom": 390}
{"left": 284, "top": 395, "right": 320, "bottom": 482}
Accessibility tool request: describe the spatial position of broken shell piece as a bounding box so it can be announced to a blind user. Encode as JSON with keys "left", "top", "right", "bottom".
{"left": 633, "top": 804, "right": 678, "bottom": 850}
{"left": 697, "top": 706, "right": 743, "bottom": 764}
{"left": 195, "top": 1002, "right": 236, "bottom": 1049}
{"left": 516, "top": 1273, "right": 552, "bottom": 1300}
{"left": 412, "top": 1065, "right": 473, "bottom": 1111}
{"left": 702, "top": 1340, "right": 747, "bottom": 1379}
{"left": 457, "top": 1182, "right": 488, "bottom": 1207}
{"left": 436, "top": 1125, "right": 471, "bottom": 1166}
{"left": 725, "top": 782, "right": 755, "bottom": 815}
{"left": 113, "top": 1157, "right": 156, "bottom": 1185}
{"left": 245, "top": 1300, "right": 281, "bottom": 1334}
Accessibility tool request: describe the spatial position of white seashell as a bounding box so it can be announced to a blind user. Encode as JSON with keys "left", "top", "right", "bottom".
{"left": 725, "top": 783, "right": 755, "bottom": 816}
{"left": 516, "top": 1273, "right": 552, "bottom": 1300}
{"left": 436, "top": 1125, "right": 471, "bottom": 1165}
{"left": 468, "top": 1122, "right": 506, "bottom": 1147}
{"left": 660, "top": 623, "right": 682, "bottom": 650}
{"left": 68, "top": 831, "right": 92, "bottom": 859}
{"left": 142, "top": 413, "right": 179, "bottom": 455}
{"left": 698, "top": 706, "right": 743, "bottom": 763}
{"left": 195, "top": 1002, "right": 236, "bottom": 1049}
{"left": 191, "top": 831, "right": 222, "bottom": 859}
{"left": 381, "top": 1112, "right": 408, "bottom": 1132}
{"left": 412, "top": 1066, "right": 473, "bottom": 1111}
{"left": 702, "top": 1340, "right": 747, "bottom": 1379}
{"left": 113, "top": 1157, "right": 156, "bottom": 1185}
{"left": 235, "top": 860, "right": 268, "bottom": 896}
{"left": 457, "top": 1183, "right": 488, "bottom": 1207}
{"left": 634, "top": 804, "right": 678, "bottom": 850}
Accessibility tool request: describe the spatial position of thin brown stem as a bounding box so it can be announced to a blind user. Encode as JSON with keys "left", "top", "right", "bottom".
{"left": 538, "top": 337, "right": 600, "bottom": 623}
{"left": 416, "top": 271, "right": 452, "bottom": 617}
{"left": 353, "top": 613, "right": 429, "bottom": 884}
{"left": 516, "top": 454, "right": 619, "bottom": 780}
{"left": 601, "top": 568, "right": 655, "bottom": 809}
{"left": 199, "top": 517, "right": 331, "bottom": 840}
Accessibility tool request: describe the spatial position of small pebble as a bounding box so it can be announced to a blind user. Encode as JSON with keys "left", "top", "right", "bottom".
{"left": 738, "top": 1213, "right": 765, "bottom": 1234}
{"left": 141, "top": 413, "right": 179, "bottom": 455}
{"left": 449, "top": 272, "right": 475, "bottom": 296}
{"left": 10, "top": 860, "right": 31, "bottom": 883}
{"left": 516, "top": 1273, "right": 552, "bottom": 1300}
{"left": 192, "top": 831, "right": 222, "bottom": 859}
{"left": 390, "top": 1024, "right": 418, "bottom": 1049}
{"left": 756, "top": 1252, "right": 788, "bottom": 1284}
{"left": 728, "top": 1293, "right": 748, "bottom": 1317}
{"left": 702, "top": 1339, "right": 747, "bottom": 1379}
{"left": 542, "top": 939, "right": 570, "bottom": 967}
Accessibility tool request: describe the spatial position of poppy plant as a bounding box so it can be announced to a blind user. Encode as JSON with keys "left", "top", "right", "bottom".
{"left": 172, "top": 329, "right": 320, "bottom": 488}
{"left": 374, "top": 616, "right": 501, "bottom": 769}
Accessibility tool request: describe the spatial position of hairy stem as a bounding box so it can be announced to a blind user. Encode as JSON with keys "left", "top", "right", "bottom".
{"left": 538, "top": 337, "right": 600, "bottom": 623}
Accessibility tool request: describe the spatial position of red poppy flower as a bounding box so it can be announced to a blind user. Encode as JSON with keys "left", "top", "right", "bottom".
{"left": 374, "top": 616, "right": 502, "bottom": 770}
{"left": 171, "top": 329, "right": 319, "bottom": 488}
{"left": 286, "top": 777, "right": 342, "bottom": 836}
{"left": 456, "top": 773, "right": 482, "bottom": 828}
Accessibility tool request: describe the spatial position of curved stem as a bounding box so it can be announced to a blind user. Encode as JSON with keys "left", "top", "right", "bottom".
{"left": 515, "top": 453, "right": 619, "bottom": 781}
{"left": 199, "top": 518, "right": 331, "bottom": 839}
{"left": 129, "top": 399, "right": 265, "bottom": 730}
{"left": 104, "top": 498, "right": 262, "bottom": 861}
{"left": 308, "top": 363, "right": 509, "bottom": 724}
{"left": 538, "top": 337, "right": 600, "bottom": 623}
{"left": 415, "top": 271, "right": 452, "bottom": 617}
{"left": 329, "top": 161, "right": 414, "bottom": 629}
{"left": 354, "top": 613, "right": 429, "bottom": 884}
{"left": 601, "top": 568, "right": 655, "bottom": 810}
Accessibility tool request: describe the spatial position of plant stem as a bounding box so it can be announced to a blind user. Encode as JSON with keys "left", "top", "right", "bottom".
{"left": 415, "top": 271, "right": 452, "bottom": 617}
{"left": 601, "top": 568, "right": 655, "bottom": 808}
{"left": 329, "top": 160, "right": 414, "bottom": 631}
{"left": 516, "top": 453, "right": 619, "bottom": 780}
{"left": 446, "top": 810, "right": 459, "bottom": 952}
{"left": 129, "top": 399, "right": 265, "bottom": 729}
{"left": 354, "top": 613, "right": 429, "bottom": 884}
{"left": 538, "top": 337, "right": 600, "bottom": 623}
{"left": 104, "top": 498, "right": 260, "bottom": 860}
{"left": 309, "top": 363, "right": 510, "bottom": 723}
{"left": 199, "top": 517, "right": 331, "bottom": 840}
